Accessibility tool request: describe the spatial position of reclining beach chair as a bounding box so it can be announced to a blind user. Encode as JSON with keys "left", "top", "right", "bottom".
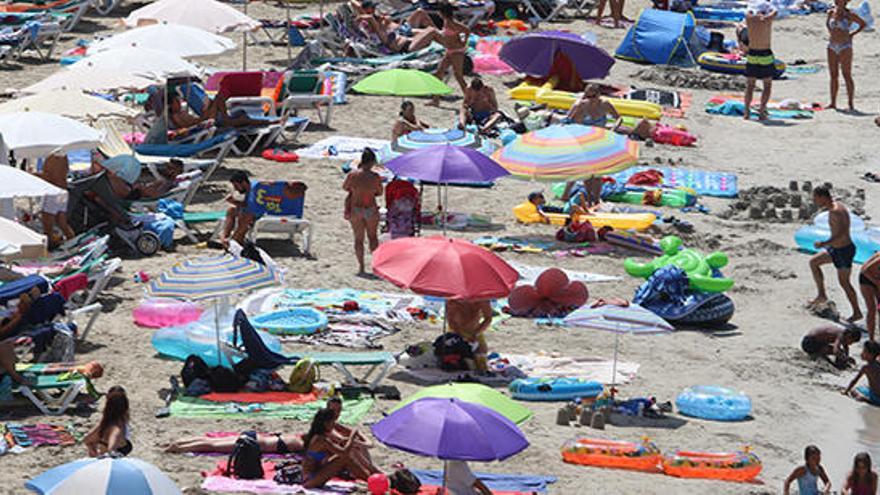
{"left": 246, "top": 181, "right": 313, "bottom": 256}
{"left": 228, "top": 310, "right": 397, "bottom": 390}
{"left": 276, "top": 70, "right": 334, "bottom": 127}
{"left": 1, "top": 362, "right": 100, "bottom": 415}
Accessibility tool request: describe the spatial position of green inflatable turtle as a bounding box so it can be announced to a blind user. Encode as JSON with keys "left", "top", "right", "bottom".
{"left": 623, "top": 235, "right": 734, "bottom": 293}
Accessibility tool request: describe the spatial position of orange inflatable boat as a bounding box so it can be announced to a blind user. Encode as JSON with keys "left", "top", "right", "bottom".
{"left": 561, "top": 437, "right": 662, "bottom": 472}
{"left": 662, "top": 449, "right": 762, "bottom": 482}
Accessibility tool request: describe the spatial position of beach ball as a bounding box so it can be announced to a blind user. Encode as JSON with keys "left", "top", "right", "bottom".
{"left": 368, "top": 473, "right": 390, "bottom": 494}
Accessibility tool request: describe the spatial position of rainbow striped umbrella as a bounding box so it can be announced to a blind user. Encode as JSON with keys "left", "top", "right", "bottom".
{"left": 147, "top": 254, "right": 280, "bottom": 301}
{"left": 491, "top": 124, "right": 639, "bottom": 181}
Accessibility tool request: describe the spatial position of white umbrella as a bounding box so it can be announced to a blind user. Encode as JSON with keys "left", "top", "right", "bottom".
{"left": 22, "top": 68, "right": 159, "bottom": 95}
{"left": 0, "top": 217, "right": 46, "bottom": 260}
{"left": 87, "top": 23, "right": 236, "bottom": 58}
{"left": 123, "top": 0, "right": 261, "bottom": 33}
{"left": 0, "top": 165, "right": 66, "bottom": 219}
{"left": 0, "top": 88, "right": 137, "bottom": 120}
{"left": 0, "top": 112, "right": 105, "bottom": 160}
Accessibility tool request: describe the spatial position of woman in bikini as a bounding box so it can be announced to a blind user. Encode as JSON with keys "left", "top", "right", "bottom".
{"left": 163, "top": 432, "right": 304, "bottom": 454}
{"left": 859, "top": 252, "right": 880, "bottom": 341}
{"left": 84, "top": 386, "right": 133, "bottom": 457}
{"left": 410, "top": 4, "right": 469, "bottom": 104}
{"left": 826, "top": 0, "right": 866, "bottom": 111}
{"left": 343, "top": 149, "right": 383, "bottom": 275}
{"left": 302, "top": 408, "right": 380, "bottom": 489}
{"left": 391, "top": 100, "right": 430, "bottom": 141}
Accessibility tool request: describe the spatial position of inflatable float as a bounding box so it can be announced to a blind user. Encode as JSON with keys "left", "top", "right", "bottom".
{"left": 676, "top": 385, "right": 752, "bottom": 421}
{"left": 795, "top": 212, "right": 880, "bottom": 265}
{"left": 698, "top": 51, "right": 786, "bottom": 79}
{"left": 261, "top": 148, "right": 300, "bottom": 162}
{"left": 510, "top": 79, "right": 663, "bottom": 119}
{"left": 562, "top": 437, "right": 662, "bottom": 472}
{"left": 624, "top": 236, "right": 733, "bottom": 293}
{"left": 606, "top": 188, "right": 697, "bottom": 208}
{"left": 513, "top": 202, "right": 656, "bottom": 231}
{"left": 250, "top": 308, "right": 328, "bottom": 336}
{"left": 133, "top": 298, "right": 203, "bottom": 328}
{"left": 507, "top": 268, "right": 589, "bottom": 318}
{"left": 509, "top": 377, "right": 602, "bottom": 401}
{"left": 662, "top": 449, "right": 762, "bottom": 482}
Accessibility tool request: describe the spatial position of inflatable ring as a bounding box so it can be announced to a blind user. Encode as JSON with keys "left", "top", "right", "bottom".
{"left": 697, "top": 51, "right": 786, "bottom": 79}
{"left": 250, "top": 308, "right": 329, "bottom": 335}
{"left": 662, "top": 449, "right": 762, "bottom": 482}
{"left": 561, "top": 437, "right": 662, "bottom": 472}
{"left": 509, "top": 378, "right": 602, "bottom": 401}
{"left": 676, "top": 385, "right": 751, "bottom": 421}
{"left": 261, "top": 148, "right": 300, "bottom": 163}
{"left": 133, "top": 298, "right": 203, "bottom": 328}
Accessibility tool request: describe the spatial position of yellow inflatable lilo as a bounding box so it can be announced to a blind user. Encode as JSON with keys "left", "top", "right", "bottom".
{"left": 513, "top": 202, "right": 655, "bottom": 231}
{"left": 509, "top": 77, "right": 663, "bottom": 120}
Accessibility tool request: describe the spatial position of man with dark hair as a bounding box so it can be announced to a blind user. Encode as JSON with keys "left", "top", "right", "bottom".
{"left": 809, "top": 185, "right": 862, "bottom": 322}
{"left": 801, "top": 325, "right": 861, "bottom": 369}
{"left": 844, "top": 340, "right": 880, "bottom": 405}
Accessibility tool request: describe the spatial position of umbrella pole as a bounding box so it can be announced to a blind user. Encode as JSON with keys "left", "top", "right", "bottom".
{"left": 286, "top": 1, "right": 292, "bottom": 66}
{"left": 443, "top": 459, "right": 448, "bottom": 494}
{"left": 443, "top": 183, "right": 449, "bottom": 237}
{"left": 242, "top": 1, "right": 248, "bottom": 71}
{"left": 611, "top": 331, "right": 619, "bottom": 396}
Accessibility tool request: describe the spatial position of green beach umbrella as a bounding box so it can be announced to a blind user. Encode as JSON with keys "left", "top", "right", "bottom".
{"left": 391, "top": 383, "right": 532, "bottom": 424}
{"left": 352, "top": 69, "right": 452, "bottom": 97}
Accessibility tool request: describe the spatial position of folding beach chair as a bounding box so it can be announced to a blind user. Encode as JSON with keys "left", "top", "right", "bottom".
{"left": 246, "top": 182, "right": 313, "bottom": 256}
{"left": 277, "top": 70, "right": 334, "bottom": 127}
{"left": 2, "top": 364, "right": 99, "bottom": 415}
{"left": 228, "top": 310, "right": 396, "bottom": 390}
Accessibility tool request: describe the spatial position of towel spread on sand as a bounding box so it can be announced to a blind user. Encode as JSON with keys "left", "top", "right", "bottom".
{"left": 199, "top": 391, "right": 318, "bottom": 404}
{"left": 411, "top": 470, "right": 557, "bottom": 493}
{"left": 169, "top": 396, "right": 373, "bottom": 423}
{"left": 4, "top": 423, "right": 78, "bottom": 448}
{"left": 509, "top": 262, "right": 621, "bottom": 284}
{"left": 474, "top": 236, "right": 611, "bottom": 255}
{"left": 296, "top": 136, "right": 389, "bottom": 161}
{"left": 279, "top": 321, "right": 400, "bottom": 349}
{"left": 608, "top": 166, "right": 738, "bottom": 198}
{"left": 203, "top": 461, "right": 357, "bottom": 494}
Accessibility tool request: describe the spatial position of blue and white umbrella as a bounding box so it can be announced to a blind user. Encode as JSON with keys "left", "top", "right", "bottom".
{"left": 147, "top": 254, "right": 280, "bottom": 301}
{"left": 379, "top": 128, "right": 496, "bottom": 163}
{"left": 26, "top": 457, "right": 181, "bottom": 495}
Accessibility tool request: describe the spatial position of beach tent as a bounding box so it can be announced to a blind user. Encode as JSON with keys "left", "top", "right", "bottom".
{"left": 615, "top": 9, "right": 700, "bottom": 66}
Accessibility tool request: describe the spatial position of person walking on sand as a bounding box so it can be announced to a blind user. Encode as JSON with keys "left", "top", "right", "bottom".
{"left": 743, "top": 1, "right": 777, "bottom": 121}
{"left": 808, "top": 185, "right": 862, "bottom": 322}
{"left": 343, "top": 149, "right": 383, "bottom": 275}
{"left": 409, "top": 4, "right": 469, "bottom": 105}
{"left": 826, "top": 0, "right": 866, "bottom": 111}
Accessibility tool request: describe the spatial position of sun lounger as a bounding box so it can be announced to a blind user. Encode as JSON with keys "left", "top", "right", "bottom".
{"left": 277, "top": 71, "right": 334, "bottom": 127}
{"left": 246, "top": 183, "right": 313, "bottom": 255}
{"left": 134, "top": 131, "right": 237, "bottom": 160}
{"left": 2, "top": 364, "right": 98, "bottom": 415}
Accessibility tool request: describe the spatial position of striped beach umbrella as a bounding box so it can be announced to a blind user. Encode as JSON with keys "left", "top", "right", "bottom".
{"left": 379, "top": 128, "right": 495, "bottom": 163}
{"left": 146, "top": 254, "right": 280, "bottom": 301}
{"left": 491, "top": 124, "right": 639, "bottom": 181}
{"left": 25, "top": 457, "right": 181, "bottom": 495}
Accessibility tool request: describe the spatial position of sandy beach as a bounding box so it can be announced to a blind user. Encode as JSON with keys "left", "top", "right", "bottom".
{"left": 2, "top": 0, "right": 880, "bottom": 493}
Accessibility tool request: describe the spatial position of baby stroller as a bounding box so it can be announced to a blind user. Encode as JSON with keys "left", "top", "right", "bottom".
{"left": 67, "top": 171, "right": 160, "bottom": 257}
{"left": 385, "top": 179, "right": 421, "bottom": 239}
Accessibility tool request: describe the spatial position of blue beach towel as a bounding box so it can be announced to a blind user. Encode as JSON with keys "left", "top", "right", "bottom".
{"left": 410, "top": 469, "right": 557, "bottom": 493}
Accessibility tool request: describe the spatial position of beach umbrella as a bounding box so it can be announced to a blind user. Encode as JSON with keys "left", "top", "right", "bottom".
{"left": 373, "top": 398, "right": 528, "bottom": 492}
{"left": 100, "top": 155, "right": 141, "bottom": 185}
{"left": 123, "top": 0, "right": 261, "bottom": 33}
{"left": 352, "top": 69, "right": 452, "bottom": 97}
{"left": 22, "top": 69, "right": 159, "bottom": 95}
{"left": 383, "top": 128, "right": 495, "bottom": 161}
{"left": 492, "top": 124, "right": 639, "bottom": 181}
{"left": 0, "top": 88, "right": 137, "bottom": 120}
{"left": 0, "top": 166, "right": 65, "bottom": 200}
{"left": 88, "top": 23, "right": 236, "bottom": 58}
{"left": 0, "top": 216, "right": 46, "bottom": 260}
{"left": 564, "top": 303, "right": 673, "bottom": 388}
{"left": 391, "top": 383, "right": 532, "bottom": 424}
{"left": 25, "top": 457, "right": 181, "bottom": 495}
{"left": 0, "top": 112, "right": 104, "bottom": 160}
{"left": 500, "top": 30, "right": 614, "bottom": 80}
{"left": 371, "top": 236, "right": 518, "bottom": 300}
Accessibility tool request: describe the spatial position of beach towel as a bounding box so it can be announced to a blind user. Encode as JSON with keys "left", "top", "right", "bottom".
{"left": 411, "top": 470, "right": 556, "bottom": 493}
{"left": 608, "top": 166, "right": 738, "bottom": 197}
{"left": 203, "top": 461, "right": 357, "bottom": 494}
{"left": 503, "top": 353, "right": 639, "bottom": 385}
{"left": 169, "top": 396, "right": 373, "bottom": 422}
{"left": 624, "top": 88, "right": 692, "bottom": 117}
{"left": 705, "top": 99, "right": 814, "bottom": 119}
{"left": 473, "top": 236, "right": 571, "bottom": 253}
{"left": 200, "top": 391, "right": 318, "bottom": 404}
{"left": 280, "top": 321, "right": 400, "bottom": 349}
{"left": 509, "top": 262, "right": 620, "bottom": 285}
{"left": 296, "top": 136, "right": 389, "bottom": 161}
{"left": 4, "top": 423, "right": 77, "bottom": 448}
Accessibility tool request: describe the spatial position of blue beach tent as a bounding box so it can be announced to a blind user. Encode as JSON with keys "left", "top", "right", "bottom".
{"left": 615, "top": 9, "right": 700, "bottom": 66}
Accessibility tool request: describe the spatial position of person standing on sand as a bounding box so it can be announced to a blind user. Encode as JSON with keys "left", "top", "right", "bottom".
{"left": 859, "top": 252, "right": 880, "bottom": 341}
{"left": 409, "top": 4, "right": 469, "bottom": 105}
{"left": 743, "top": 2, "right": 777, "bottom": 121}
{"left": 446, "top": 299, "right": 493, "bottom": 373}
{"left": 343, "top": 149, "right": 383, "bottom": 275}
{"left": 808, "top": 185, "right": 862, "bottom": 323}
{"left": 825, "top": 0, "right": 866, "bottom": 111}
{"left": 36, "top": 154, "right": 75, "bottom": 248}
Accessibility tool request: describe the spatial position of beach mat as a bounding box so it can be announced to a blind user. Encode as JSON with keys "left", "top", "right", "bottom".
{"left": 509, "top": 262, "right": 621, "bottom": 284}
{"left": 624, "top": 88, "right": 692, "bottom": 118}
{"left": 200, "top": 391, "right": 318, "bottom": 404}
{"left": 4, "top": 423, "right": 77, "bottom": 448}
{"left": 203, "top": 462, "right": 356, "bottom": 494}
{"left": 503, "top": 353, "right": 639, "bottom": 385}
{"left": 296, "top": 136, "right": 389, "bottom": 161}
{"left": 608, "top": 166, "right": 738, "bottom": 198}
{"left": 411, "top": 470, "right": 556, "bottom": 493}
{"left": 169, "top": 396, "right": 373, "bottom": 423}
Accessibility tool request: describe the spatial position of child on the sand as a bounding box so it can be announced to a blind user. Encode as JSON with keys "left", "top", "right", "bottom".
{"left": 801, "top": 325, "right": 861, "bottom": 369}
{"left": 784, "top": 445, "right": 832, "bottom": 495}
{"left": 843, "top": 452, "right": 877, "bottom": 495}
{"left": 844, "top": 341, "right": 880, "bottom": 405}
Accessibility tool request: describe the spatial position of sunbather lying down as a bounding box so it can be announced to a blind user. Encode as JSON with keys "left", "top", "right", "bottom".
{"left": 0, "top": 292, "right": 36, "bottom": 387}
{"left": 163, "top": 432, "right": 304, "bottom": 454}
{"left": 168, "top": 94, "right": 277, "bottom": 131}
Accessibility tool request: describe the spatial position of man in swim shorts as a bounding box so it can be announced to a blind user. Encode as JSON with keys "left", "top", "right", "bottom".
{"left": 801, "top": 325, "right": 861, "bottom": 369}
{"left": 743, "top": 2, "right": 777, "bottom": 121}
{"left": 446, "top": 299, "right": 493, "bottom": 373}
{"left": 459, "top": 77, "right": 502, "bottom": 135}
{"left": 808, "top": 185, "right": 862, "bottom": 323}
{"left": 844, "top": 341, "right": 880, "bottom": 405}
{"left": 38, "top": 154, "right": 75, "bottom": 247}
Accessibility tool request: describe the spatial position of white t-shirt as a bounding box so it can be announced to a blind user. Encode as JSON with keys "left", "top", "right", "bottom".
{"left": 446, "top": 460, "right": 478, "bottom": 495}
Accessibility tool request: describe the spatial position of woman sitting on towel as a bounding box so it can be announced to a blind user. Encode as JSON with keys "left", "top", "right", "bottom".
{"left": 163, "top": 432, "right": 304, "bottom": 454}
{"left": 84, "top": 386, "right": 133, "bottom": 457}
{"left": 391, "top": 100, "right": 430, "bottom": 141}
{"left": 302, "top": 408, "right": 381, "bottom": 488}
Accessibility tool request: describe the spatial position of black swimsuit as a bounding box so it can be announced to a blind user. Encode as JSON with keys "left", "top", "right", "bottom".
{"left": 860, "top": 273, "right": 878, "bottom": 289}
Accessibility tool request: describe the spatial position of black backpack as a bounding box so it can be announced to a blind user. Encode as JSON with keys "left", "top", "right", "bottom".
{"left": 209, "top": 365, "right": 243, "bottom": 393}
{"left": 226, "top": 431, "right": 264, "bottom": 479}
{"left": 433, "top": 333, "right": 474, "bottom": 371}
{"left": 181, "top": 355, "right": 210, "bottom": 388}
{"left": 389, "top": 468, "right": 422, "bottom": 494}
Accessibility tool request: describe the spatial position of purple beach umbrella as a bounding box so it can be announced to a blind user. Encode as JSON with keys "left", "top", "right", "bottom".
{"left": 384, "top": 144, "right": 510, "bottom": 184}
{"left": 371, "top": 397, "right": 529, "bottom": 461}
{"left": 499, "top": 30, "right": 615, "bottom": 80}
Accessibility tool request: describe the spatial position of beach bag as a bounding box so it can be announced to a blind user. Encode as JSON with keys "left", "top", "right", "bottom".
{"left": 389, "top": 468, "right": 422, "bottom": 494}
{"left": 209, "top": 365, "right": 243, "bottom": 393}
{"left": 555, "top": 220, "right": 595, "bottom": 243}
{"left": 288, "top": 358, "right": 319, "bottom": 393}
{"left": 433, "top": 333, "right": 474, "bottom": 371}
{"left": 181, "top": 355, "right": 210, "bottom": 388}
{"left": 273, "top": 460, "right": 304, "bottom": 485}
{"left": 226, "top": 431, "right": 264, "bottom": 480}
